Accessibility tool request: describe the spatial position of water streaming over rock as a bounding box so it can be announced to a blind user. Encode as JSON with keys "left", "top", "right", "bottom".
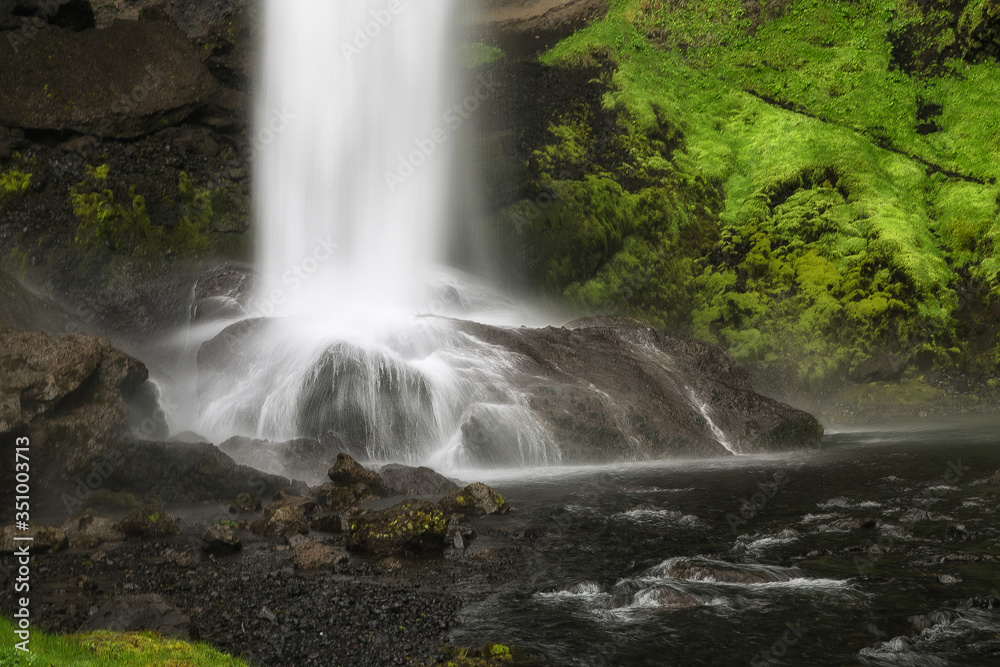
{"left": 182, "top": 0, "right": 560, "bottom": 469}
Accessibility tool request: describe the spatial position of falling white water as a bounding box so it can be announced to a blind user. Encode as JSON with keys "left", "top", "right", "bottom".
{"left": 169, "top": 0, "right": 560, "bottom": 471}
{"left": 688, "top": 388, "right": 740, "bottom": 455}
{"left": 255, "top": 0, "right": 455, "bottom": 314}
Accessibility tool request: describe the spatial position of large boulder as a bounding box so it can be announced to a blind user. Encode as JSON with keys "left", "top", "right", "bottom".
{"left": 457, "top": 317, "right": 823, "bottom": 460}
{"left": 328, "top": 453, "right": 389, "bottom": 498}
{"left": 198, "top": 316, "right": 822, "bottom": 465}
{"left": 439, "top": 482, "right": 510, "bottom": 517}
{"left": 378, "top": 464, "right": 460, "bottom": 496}
{"left": 218, "top": 435, "right": 330, "bottom": 485}
{"left": 0, "top": 20, "right": 218, "bottom": 138}
{"left": 59, "top": 512, "right": 123, "bottom": 549}
{"left": 348, "top": 499, "right": 449, "bottom": 556}
{"left": 0, "top": 327, "right": 155, "bottom": 507}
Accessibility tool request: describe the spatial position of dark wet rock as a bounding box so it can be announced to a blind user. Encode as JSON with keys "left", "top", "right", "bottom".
{"left": 200, "top": 523, "right": 242, "bottom": 555}
{"left": 191, "top": 263, "right": 255, "bottom": 322}
{"left": 850, "top": 353, "right": 908, "bottom": 383}
{"left": 988, "top": 469, "right": 1000, "bottom": 485}
{"left": 0, "top": 523, "right": 67, "bottom": 553}
{"left": 656, "top": 557, "right": 804, "bottom": 584}
{"left": 457, "top": 317, "right": 823, "bottom": 460}
{"left": 313, "top": 483, "right": 356, "bottom": 511}
{"left": 291, "top": 540, "right": 348, "bottom": 570}
{"left": 831, "top": 517, "right": 880, "bottom": 531}
{"left": 446, "top": 520, "right": 477, "bottom": 551}
{"left": 218, "top": 435, "right": 330, "bottom": 485}
{"left": 59, "top": 513, "right": 123, "bottom": 549}
{"left": 79, "top": 593, "right": 195, "bottom": 640}
{"left": 254, "top": 505, "right": 308, "bottom": 538}
{"left": 378, "top": 463, "right": 460, "bottom": 496}
{"left": 0, "top": 327, "right": 156, "bottom": 506}
{"left": 261, "top": 492, "right": 317, "bottom": 519}
{"left": 96, "top": 438, "right": 298, "bottom": 508}
{"left": 0, "top": 21, "right": 218, "bottom": 138}
{"left": 349, "top": 499, "right": 449, "bottom": 556}
{"left": 310, "top": 512, "right": 350, "bottom": 534}
{"left": 116, "top": 507, "right": 181, "bottom": 540}
{"left": 328, "top": 452, "right": 389, "bottom": 497}
{"left": 230, "top": 492, "right": 260, "bottom": 514}
{"left": 439, "top": 482, "right": 511, "bottom": 517}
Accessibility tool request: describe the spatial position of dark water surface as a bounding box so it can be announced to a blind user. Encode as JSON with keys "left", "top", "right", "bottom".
{"left": 453, "top": 417, "right": 1000, "bottom": 666}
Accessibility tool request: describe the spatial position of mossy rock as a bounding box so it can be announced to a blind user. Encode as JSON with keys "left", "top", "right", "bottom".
{"left": 327, "top": 452, "right": 390, "bottom": 497}
{"left": 116, "top": 506, "right": 180, "bottom": 539}
{"left": 439, "top": 482, "right": 511, "bottom": 517}
{"left": 348, "top": 499, "right": 449, "bottom": 556}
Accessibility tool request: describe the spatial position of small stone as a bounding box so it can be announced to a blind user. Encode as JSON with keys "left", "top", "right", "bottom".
{"left": 257, "top": 607, "right": 277, "bottom": 623}
{"left": 438, "top": 482, "right": 510, "bottom": 516}
{"left": 200, "top": 523, "right": 242, "bottom": 555}
{"left": 291, "top": 541, "right": 348, "bottom": 570}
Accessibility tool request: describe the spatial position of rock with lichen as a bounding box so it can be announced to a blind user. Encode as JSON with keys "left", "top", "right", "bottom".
{"left": 439, "top": 482, "right": 510, "bottom": 517}
{"left": 348, "top": 499, "right": 449, "bottom": 556}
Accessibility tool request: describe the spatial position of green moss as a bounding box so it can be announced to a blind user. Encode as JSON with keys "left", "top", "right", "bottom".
{"left": 458, "top": 41, "right": 505, "bottom": 68}
{"left": 0, "top": 616, "right": 247, "bottom": 666}
{"left": 511, "top": 0, "right": 1000, "bottom": 385}
{"left": 1, "top": 168, "right": 31, "bottom": 201}
{"left": 70, "top": 166, "right": 213, "bottom": 260}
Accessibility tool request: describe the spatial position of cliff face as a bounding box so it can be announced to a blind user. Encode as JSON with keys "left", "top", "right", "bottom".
{"left": 477, "top": 0, "right": 1000, "bottom": 409}
{"left": 2, "top": 0, "right": 1000, "bottom": 416}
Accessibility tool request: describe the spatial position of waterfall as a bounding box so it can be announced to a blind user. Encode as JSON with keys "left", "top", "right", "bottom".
{"left": 177, "top": 0, "right": 559, "bottom": 470}
{"left": 254, "top": 0, "right": 455, "bottom": 315}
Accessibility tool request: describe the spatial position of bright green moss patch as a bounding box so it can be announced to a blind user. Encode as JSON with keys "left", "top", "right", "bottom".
{"left": 1, "top": 169, "right": 31, "bottom": 201}
{"left": 458, "top": 41, "right": 505, "bottom": 68}
{"left": 70, "top": 166, "right": 213, "bottom": 259}
{"left": 0, "top": 616, "right": 247, "bottom": 666}
{"left": 516, "top": 0, "right": 1000, "bottom": 387}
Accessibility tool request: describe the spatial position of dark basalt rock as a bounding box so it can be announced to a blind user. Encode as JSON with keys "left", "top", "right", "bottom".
{"left": 328, "top": 452, "right": 390, "bottom": 497}
{"left": 116, "top": 506, "right": 181, "bottom": 539}
{"left": 200, "top": 523, "right": 242, "bottom": 555}
{"left": 457, "top": 316, "right": 823, "bottom": 460}
{"left": 0, "top": 20, "right": 219, "bottom": 138}
{"left": 378, "top": 463, "right": 460, "bottom": 496}
{"left": 439, "top": 482, "right": 510, "bottom": 517}
{"left": 348, "top": 499, "right": 449, "bottom": 556}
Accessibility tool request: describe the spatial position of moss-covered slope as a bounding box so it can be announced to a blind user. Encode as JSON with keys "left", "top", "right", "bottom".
{"left": 505, "top": 0, "right": 1000, "bottom": 392}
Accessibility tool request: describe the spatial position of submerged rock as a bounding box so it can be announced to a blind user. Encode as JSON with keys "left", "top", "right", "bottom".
{"left": 348, "top": 499, "right": 449, "bottom": 556}
{"left": 439, "top": 482, "right": 511, "bottom": 517}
